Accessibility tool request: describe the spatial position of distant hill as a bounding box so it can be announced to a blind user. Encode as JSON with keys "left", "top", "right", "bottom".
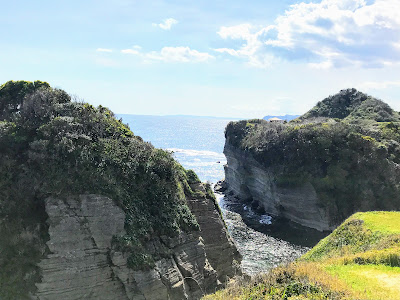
{"left": 263, "top": 114, "right": 300, "bottom": 121}
{"left": 300, "top": 88, "right": 400, "bottom": 122}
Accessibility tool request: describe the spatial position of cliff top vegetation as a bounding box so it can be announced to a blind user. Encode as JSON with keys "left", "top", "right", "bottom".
{"left": 299, "top": 88, "right": 400, "bottom": 122}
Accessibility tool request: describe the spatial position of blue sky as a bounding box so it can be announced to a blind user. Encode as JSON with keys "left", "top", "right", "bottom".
{"left": 1, "top": 0, "right": 400, "bottom": 118}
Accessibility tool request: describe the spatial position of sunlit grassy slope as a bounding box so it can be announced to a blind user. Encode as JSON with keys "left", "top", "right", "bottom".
{"left": 358, "top": 211, "right": 400, "bottom": 234}
{"left": 203, "top": 211, "right": 400, "bottom": 300}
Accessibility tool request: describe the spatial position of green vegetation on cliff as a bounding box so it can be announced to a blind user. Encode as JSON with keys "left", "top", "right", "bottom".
{"left": 299, "top": 88, "right": 400, "bottom": 122}
{"left": 0, "top": 80, "right": 201, "bottom": 298}
{"left": 204, "top": 211, "right": 400, "bottom": 300}
{"left": 225, "top": 89, "right": 400, "bottom": 225}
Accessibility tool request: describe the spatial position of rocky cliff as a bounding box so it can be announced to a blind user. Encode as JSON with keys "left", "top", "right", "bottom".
{"left": 224, "top": 143, "right": 332, "bottom": 231}
{"left": 223, "top": 89, "right": 400, "bottom": 232}
{"left": 0, "top": 80, "right": 241, "bottom": 300}
{"left": 34, "top": 189, "right": 240, "bottom": 300}
{"left": 186, "top": 183, "right": 241, "bottom": 282}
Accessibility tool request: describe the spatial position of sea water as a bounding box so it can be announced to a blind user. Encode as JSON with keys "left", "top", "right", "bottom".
{"left": 118, "top": 114, "right": 231, "bottom": 183}
{"left": 118, "top": 114, "right": 312, "bottom": 275}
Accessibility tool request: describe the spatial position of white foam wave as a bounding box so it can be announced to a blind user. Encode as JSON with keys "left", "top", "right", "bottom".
{"left": 259, "top": 215, "right": 272, "bottom": 225}
{"left": 183, "top": 161, "right": 224, "bottom": 167}
{"left": 167, "top": 148, "right": 225, "bottom": 159}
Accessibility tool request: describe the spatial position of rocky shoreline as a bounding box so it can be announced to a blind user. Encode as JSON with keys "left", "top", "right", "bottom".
{"left": 213, "top": 181, "right": 315, "bottom": 275}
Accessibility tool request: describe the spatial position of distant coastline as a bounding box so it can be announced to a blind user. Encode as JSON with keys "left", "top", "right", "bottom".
{"left": 117, "top": 113, "right": 244, "bottom": 120}
{"left": 263, "top": 114, "right": 300, "bottom": 121}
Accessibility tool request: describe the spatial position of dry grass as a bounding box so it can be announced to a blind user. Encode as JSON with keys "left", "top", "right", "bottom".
{"left": 202, "top": 263, "right": 352, "bottom": 300}
{"left": 328, "top": 247, "right": 400, "bottom": 267}
{"left": 293, "top": 262, "right": 355, "bottom": 298}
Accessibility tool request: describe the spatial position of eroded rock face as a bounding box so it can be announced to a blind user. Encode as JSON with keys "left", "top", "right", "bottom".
{"left": 186, "top": 183, "right": 241, "bottom": 282}
{"left": 35, "top": 195, "right": 129, "bottom": 300}
{"left": 34, "top": 192, "right": 240, "bottom": 300}
{"left": 224, "top": 143, "right": 332, "bottom": 231}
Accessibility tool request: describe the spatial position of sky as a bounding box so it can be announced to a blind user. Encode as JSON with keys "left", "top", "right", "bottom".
{"left": 1, "top": 0, "right": 400, "bottom": 118}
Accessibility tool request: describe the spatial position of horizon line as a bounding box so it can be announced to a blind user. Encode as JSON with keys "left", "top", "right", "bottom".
{"left": 116, "top": 113, "right": 302, "bottom": 120}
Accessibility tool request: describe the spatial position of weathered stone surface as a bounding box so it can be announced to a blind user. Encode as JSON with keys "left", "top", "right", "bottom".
{"left": 110, "top": 232, "right": 219, "bottom": 300}
{"left": 35, "top": 195, "right": 129, "bottom": 300}
{"left": 224, "top": 143, "right": 332, "bottom": 231}
{"left": 187, "top": 183, "right": 242, "bottom": 283}
{"left": 171, "top": 232, "right": 216, "bottom": 298}
{"left": 34, "top": 192, "right": 239, "bottom": 299}
{"left": 155, "top": 258, "right": 188, "bottom": 299}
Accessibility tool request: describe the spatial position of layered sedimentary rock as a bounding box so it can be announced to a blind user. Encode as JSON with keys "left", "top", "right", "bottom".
{"left": 34, "top": 190, "right": 240, "bottom": 300}
{"left": 224, "top": 142, "right": 332, "bottom": 231}
{"left": 186, "top": 183, "right": 241, "bottom": 282}
{"left": 35, "top": 195, "right": 130, "bottom": 300}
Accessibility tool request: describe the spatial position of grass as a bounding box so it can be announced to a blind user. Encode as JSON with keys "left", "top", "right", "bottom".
{"left": 355, "top": 211, "right": 400, "bottom": 234}
{"left": 203, "top": 211, "right": 400, "bottom": 300}
{"left": 202, "top": 264, "right": 350, "bottom": 300}
{"left": 326, "top": 247, "right": 400, "bottom": 268}
{"left": 325, "top": 264, "right": 400, "bottom": 300}
{"left": 302, "top": 212, "right": 400, "bottom": 261}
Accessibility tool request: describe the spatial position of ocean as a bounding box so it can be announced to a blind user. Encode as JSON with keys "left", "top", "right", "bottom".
{"left": 117, "top": 114, "right": 312, "bottom": 275}
{"left": 118, "top": 114, "right": 236, "bottom": 183}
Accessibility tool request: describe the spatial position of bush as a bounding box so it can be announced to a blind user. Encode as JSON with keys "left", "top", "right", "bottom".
{"left": 186, "top": 169, "right": 201, "bottom": 184}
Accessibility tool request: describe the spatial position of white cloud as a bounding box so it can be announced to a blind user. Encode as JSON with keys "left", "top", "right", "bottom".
{"left": 120, "top": 45, "right": 142, "bottom": 55}
{"left": 121, "top": 46, "right": 214, "bottom": 63}
{"left": 218, "top": 24, "right": 254, "bottom": 40}
{"left": 214, "top": 48, "right": 240, "bottom": 57}
{"left": 96, "top": 48, "right": 113, "bottom": 53}
{"left": 146, "top": 46, "right": 214, "bottom": 62}
{"left": 216, "top": 0, "right": 400, "bottom": 69}
{"left": 153, "top": 18, "right": 178, "bottom": 30}
{"left": 215, "top": 24, "right": 274, "bottom": 68}
{"left": 357, "top": 80, "right": 400, "bottom": 90}
{"left": 121, "top": 49, "right": 140, "bottom": 55}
